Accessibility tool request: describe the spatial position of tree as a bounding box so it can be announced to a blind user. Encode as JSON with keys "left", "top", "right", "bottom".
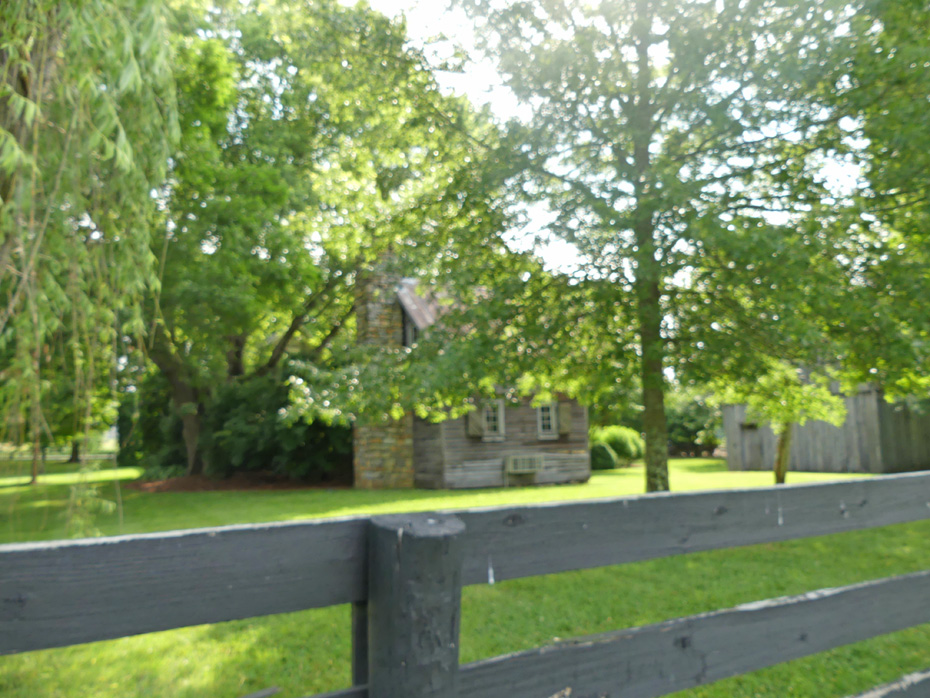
{"left": 0, "top": 0, "right": 176, "bottom": 481}
{"left": 145, "top": 0, "right": 509, "bottom": 475}
{"left": 713, "top": 361, "right": 845, "bottom": 484}
{"left": 834, "top": 0, "right": 930, "bottom": 393}
{"left": 457, "top": 0, "right": 877, "bottom": 490}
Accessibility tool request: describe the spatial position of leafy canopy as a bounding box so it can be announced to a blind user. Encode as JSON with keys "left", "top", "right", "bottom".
{"left": 456, "top": 0, "right": 874, "bottom": 489}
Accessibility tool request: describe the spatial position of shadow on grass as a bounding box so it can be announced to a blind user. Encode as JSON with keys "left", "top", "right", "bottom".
{"left": 0, "top": 606, "right": 352, "bottom": 698}
{"left": 196, "top": 607, "right": 353, "bottom": 697}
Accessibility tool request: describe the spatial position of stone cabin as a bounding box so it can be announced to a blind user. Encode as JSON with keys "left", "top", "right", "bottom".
{"left": 354, "top": 271, "right": 591, "bottom": 489}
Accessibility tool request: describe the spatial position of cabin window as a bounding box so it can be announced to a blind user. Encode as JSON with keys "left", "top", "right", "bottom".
{"left": 402, "top": 310, "right": 419, "bottom": 347}
{"left": 483, "top": 400, "right": 505, "bottom": 441}
{"left": 537, "top": 403, "right": 558, "bottom": 440}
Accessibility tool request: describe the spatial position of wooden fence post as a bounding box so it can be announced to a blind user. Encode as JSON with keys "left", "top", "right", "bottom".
{"left": 367, "top": 513, "right": 465, "bottom": 698}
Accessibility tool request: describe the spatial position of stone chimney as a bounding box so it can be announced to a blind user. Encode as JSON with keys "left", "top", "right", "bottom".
{"left": 353, "top": 259, "right": 415, "bottom": 488}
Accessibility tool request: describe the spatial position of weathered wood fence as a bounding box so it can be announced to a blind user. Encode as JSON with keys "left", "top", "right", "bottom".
{"left": 4, "top": 472, "right": 930, "bottom": 697}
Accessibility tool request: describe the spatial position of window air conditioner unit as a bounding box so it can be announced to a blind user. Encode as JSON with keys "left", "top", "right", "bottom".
{"left": 505, "top": 454, "right": 544, "bottom": 474}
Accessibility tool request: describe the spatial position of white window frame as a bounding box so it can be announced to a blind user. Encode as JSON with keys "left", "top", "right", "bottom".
{"left": 537, "top": 402, "right": 559, "bottom": 440}
{"left": 483, "top": 399, "right": 506, "bottom": 441}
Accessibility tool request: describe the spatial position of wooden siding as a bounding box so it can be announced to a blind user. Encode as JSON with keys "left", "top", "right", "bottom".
{"left": 443, "top": 453, "right": 590, "bottom": 489}
{"left": 446, "top": 459, "right": 505, "bottom": 489}
{"left": 441, "top": 401, "right": 589, "bottom": 489}
{"left": 536, "top": 453, "right": 590, "bottom": 484}
{"left": 722, "top": 387, "right": 911, "bottom": 473}
{"left": 412, "top": 418, "right": 445, "bottom": 488}
{"left": 878, "top": 401, "right": 930, "bottom": 473}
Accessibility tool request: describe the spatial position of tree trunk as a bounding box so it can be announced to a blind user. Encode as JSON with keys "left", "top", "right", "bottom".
{"left": 163, "top": 377, "right": 205, "bottom": 477}
{"left": 637, "top": 273, "right": 669, "bottom": 492}
{"left": 226, "top": 334, "right": 247, "bottom": 378}
{"left": 30, "top": 435, "right": 40, "bottom": 485}
{"left": 149, "top": 331, "right": 207, "bottom": 476}
{"left": 67, "top": 439, "right": 81, "bottom": 463}
{"left": 774, "top": 422, "right": 793, "bottom": 485}
{"left": 631, "top": 0, "right": 667, "bottom": 492}
{"left": 179, "top": 406, "right": 204, "bottom": 476}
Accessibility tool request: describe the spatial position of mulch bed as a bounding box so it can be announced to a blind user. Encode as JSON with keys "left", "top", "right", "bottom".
{"left": 126, "top": 473, "right": 352, "bottom": 493}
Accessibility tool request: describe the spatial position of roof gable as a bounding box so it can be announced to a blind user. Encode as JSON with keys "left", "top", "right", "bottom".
{"left": 397, "top": 278, "right": 440, "bottom": 330}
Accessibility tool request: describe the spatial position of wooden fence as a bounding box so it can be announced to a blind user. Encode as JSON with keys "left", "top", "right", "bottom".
{"left": 4, "top": 472, "right": 930, "bottom": 697}
{"left": 723, "top": 393, "right": 930, "bottom": 474}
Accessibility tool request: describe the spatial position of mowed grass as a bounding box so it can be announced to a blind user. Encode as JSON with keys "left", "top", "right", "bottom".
{"left": 1, "top": 459, "right": 929, "bottom": 697}
{"left": 0, "top": 458, "right": 871, "bottom": 542}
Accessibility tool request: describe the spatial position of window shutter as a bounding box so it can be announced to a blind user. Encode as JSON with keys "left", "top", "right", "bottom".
{"left": 467, "top": 408, "right": 484, "bottom": 438}
{"left": 558, "top": 402, "right": 572, "bottom": 437}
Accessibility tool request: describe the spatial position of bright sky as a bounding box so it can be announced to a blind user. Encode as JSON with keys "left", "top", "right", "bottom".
{"left": 358, "top": 1, "right": 509, "bottom": 108}
{"left": 347, "top": 0, "right": 586, "bottom": 271}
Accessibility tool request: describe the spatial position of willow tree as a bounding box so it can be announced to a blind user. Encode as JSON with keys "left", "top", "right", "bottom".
{"left": 0, "top": 0, "right": 176, "bottom": 479}
{"left": 459, "top": 0, "right": 869, "bottom": 490}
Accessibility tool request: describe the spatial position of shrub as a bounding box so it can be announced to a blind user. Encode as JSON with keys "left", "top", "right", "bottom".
{"left": 666, "top": 392, "right": 721, "bottom": 456}
{"left": 590, "top": 425, "right": 644, "bottom": 464}
{"left": 201, "top": 373, "right": 352, "bottom": 483}
{"left": 117, "top": 372, "right": 186, "bottom": 472}
{"left": 590, "top": 441, "right": 620, "bottom": 470}
{"left": 119, "top": 370, "right": 352, "bottom": 483}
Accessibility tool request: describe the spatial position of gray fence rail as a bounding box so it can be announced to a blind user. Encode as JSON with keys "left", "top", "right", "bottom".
{"left": 3, "top": 471, "right": 930, "bottom": 697}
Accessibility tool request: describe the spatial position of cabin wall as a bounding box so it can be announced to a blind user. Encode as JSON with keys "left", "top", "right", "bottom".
{"left": 413, "top": 419, "right": 445, "bottom": 489}
{"left": 440, "top": 401, "right": 590, "bottom": 489}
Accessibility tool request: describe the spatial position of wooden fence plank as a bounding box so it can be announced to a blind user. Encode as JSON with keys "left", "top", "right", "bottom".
{"left": 847, "top": 670, "right": 930, "bottom": 697}
{"left": 5, "top": 472, "right": 930, "bottom": 657}
{"left": 458, "top": 569, "right": 930, "bottom": 698}
{"left": 0, "top": 517, "right": 367, "bottom": 654}
{"left": 455, "top": 471, "right": 930, "bottom": 585}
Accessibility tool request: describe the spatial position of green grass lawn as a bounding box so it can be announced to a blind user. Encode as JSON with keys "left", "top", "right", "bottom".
{"left": 2, "top": 459, "right": 928, "bottom": 697}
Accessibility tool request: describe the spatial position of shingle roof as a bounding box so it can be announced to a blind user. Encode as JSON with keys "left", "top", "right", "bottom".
{"left": 397, "top": 278, "right": 441, "bottom": 330}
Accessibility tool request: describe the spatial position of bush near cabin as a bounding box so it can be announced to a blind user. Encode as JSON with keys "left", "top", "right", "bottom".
{"left": 592, "top": 425, "right": 644, "bottom": 465}
{"left": 119, "top": 373, "right": 352, "bottom": 482}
